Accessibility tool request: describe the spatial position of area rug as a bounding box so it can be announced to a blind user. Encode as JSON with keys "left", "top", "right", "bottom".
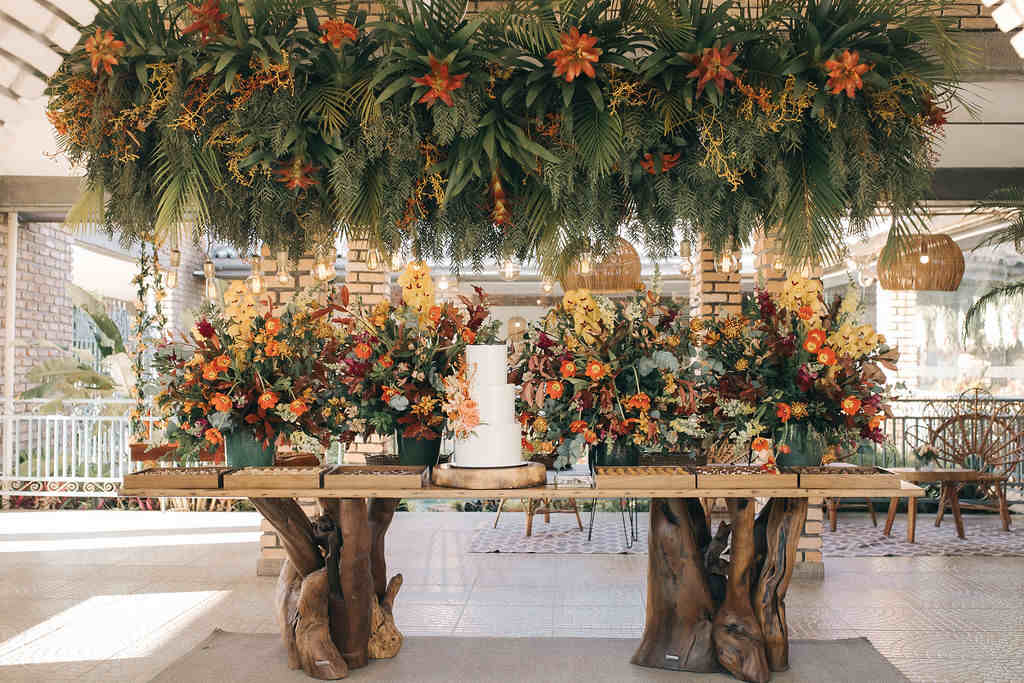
{"left": 823, "top": 514, "right": 1024, "bottom": 557}
{"left": 469, "top": 511, "right": 649, "bottom": 554}
{"left": 151, "top": 630, "right": 908, "bottom": 683}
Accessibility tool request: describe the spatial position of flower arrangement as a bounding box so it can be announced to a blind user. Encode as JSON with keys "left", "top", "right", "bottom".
{"left": 693, "top": 274, "right": 898, "bottom": 465}
{"left": 328, "top": 264, "right": 500, "bottom": 442}
{"left": 48, "top": 0, "right": 965, "bottom": 276}
{"left": 442, "top": 358, "right": 479, "bottom": 439}
{"left": 153, "top": 285, "right": 342, "bottom": 463}
{"left": 512, "top": 288, "right": 700, "bottom": 469}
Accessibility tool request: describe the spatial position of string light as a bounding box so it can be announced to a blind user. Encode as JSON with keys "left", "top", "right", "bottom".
{"left": 247, "top": 256, "right": 265, "bottom": 294}
{"left": 165, "top": 249, "right": 181, "bottom": 289}
{"left": 541, "top": 279, "right": 554, "bottom": 293}
{"left": 679, "top": 240, "right": 693, "bottom": 275}
{"left": 366, "top": 248, "right": 382, "bottom": 271}
{"left": 203, "top": 258, "right": 217, "bottom": 302}
{"left": 314, "top": 249, "right": 335, "bottom": 281}
{"left": 715, "top": 250, "right": 739, "bottom": 273}
{"left": 501, "top": 259, "right": 519, "bottom": 281}
{"left": 276, "top": 250, "right": 291, "bottom": 285}
{"left": 390, "top": 252, "right": 403, "bottom": 271}
{"left": 578, "top": 253, "right": 592, "bottom": 275}
{"left": 437, "top": 274, "right": 450, "bottom": 291}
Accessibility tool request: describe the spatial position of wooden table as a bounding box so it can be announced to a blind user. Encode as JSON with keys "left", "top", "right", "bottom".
{"left": 120, "top": 480, "right": 922, "bottom": 683}
{"left": 882, "top": 468, "right": 1007, "bottom": 540}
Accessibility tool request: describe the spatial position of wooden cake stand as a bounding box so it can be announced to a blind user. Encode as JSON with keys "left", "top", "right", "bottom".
{"left": 431, "top": 462, "right": 546, "bottom": 489}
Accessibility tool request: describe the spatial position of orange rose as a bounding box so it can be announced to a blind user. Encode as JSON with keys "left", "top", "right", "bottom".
{"left": 204, "top": 428, "right": 223, "bottom": 444}
{"left": 258, "top": 391, "right": 279, "bottom": 410}
{"left": 210, "top": 393, "right": 232, "bottom": 412}
{"left": 214, "top": 354, "right": 231, "bottom": 371}
{"left": 585, "top": 360, "right": 606, "bottom": 380}
{"left": 354, "top": 342, "right": 372, "bottom": 360}
{"left": 560, "top": 361, "right": 577, "bottom": 378}
{"left": 289, "top": 400, "right": 309, "bottom": 416}
{"left": 752, "top": 437, "right": 772, "bottom": 452}
{"left": 842, "top": 396, "right": 862, "bottom": 416}
{"left": 569, "top": 419, "right": 588, "bottom": 433}
{"left": 776, "top": 403, "right": 792, "bottom": 423}
{"left": 817, "top": 347, "right": 837, "bottom": 366}
{"left": 429, "top": 305, "right": 442, "bottom": 323}
{"left": 379, "top": 355, "right": 394, "bottom": 368}
{"left": 264, "top": 317, "right": 282, "bottom": 335}
{"left": 462, "top": 328, "right": 476, "bottom": 343}
{"left": 547, "top": 380, "right": 564, "bottom": 399}
{"left": 582, "top": 429, "right": 598, "bottom": 445}
{"left": 797, "top": 305, "right": 814, "bottom": 321}
{"left": 202, "top": 363, "right": 219, "bottom": 381}
{"left": 265, "top": 339, "right": 283, "bottom": 357}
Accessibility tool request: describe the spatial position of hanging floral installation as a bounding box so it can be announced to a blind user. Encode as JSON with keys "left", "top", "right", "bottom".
{"left": 48, "top": 0, "right": 966, "bottom": 273}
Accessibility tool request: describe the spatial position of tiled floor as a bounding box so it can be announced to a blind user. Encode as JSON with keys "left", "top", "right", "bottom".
{"left": 0, "top": 510, "right": 1021, "bottom": 682}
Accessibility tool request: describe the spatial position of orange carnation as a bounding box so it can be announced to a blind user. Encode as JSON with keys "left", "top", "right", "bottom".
{"left": 752, "top": 437, "right": 772, "bottom": 452}
{"left": 258, "top": 391, "right": 279, "bottom": 410}
{"left": 210, "top": 393, "right": 232, "bottom": 412}
{"left": 547, "top": 380, "right": 564, "bottom": 399}
{"left": 289, "top": 400, "right": 309, "bottom": 417}
{"left": 776, "top": 403, "right": 792, "bottom": 423}
{"left": 354, "top": 342, "right": 372, "bottom": 360}
{"left": 585, "top": 360, "right": 606, "bottom": 380}
{"left": 560, "top": 361, "right": 577, "bottom": 379}
{"left": 817, "top": 347, "right": 837, "bottom": 366}
{"left": 842, "top": 396, "right": 862, "bottom": 416}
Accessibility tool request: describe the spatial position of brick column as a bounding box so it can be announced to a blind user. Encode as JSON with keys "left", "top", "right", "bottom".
{"left": 753, "top": 231, "right": 787, "bottom": 295}
{"left": 875, "top": 285, "right": 920, "bottom": 391}
{"left": 161, "top": 241, "right": 206, "bottom": 332}
{"left": 689, "top": 239, "right": 741, "bottom": 319}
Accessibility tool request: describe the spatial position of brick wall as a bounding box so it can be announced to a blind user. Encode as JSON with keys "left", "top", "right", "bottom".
{"left": 161, "top": 241, "right": 207, "bottom": 332}
{"left": 689, "top": 240, "right": 742, "bottom": 319}
{"left": 0, "top": 218, "right": 74, "bottom": 396}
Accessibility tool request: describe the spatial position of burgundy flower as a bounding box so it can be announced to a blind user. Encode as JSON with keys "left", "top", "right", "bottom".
{"left": 776, "top": 334, "right": 796, "bottom": 357}
{"left": 757, "top": 290, "right": 776, "bottom": 318}
{"left": 197, "top": 319, "right": 215, "bottom": 338}
{"left": 796, "top": 364, "right": 818, "bottom": 392}
{"left": 861, "top": 425, "right": 885, "bottom": 444}
{"left": 537, "top": 332, "right": 555, "bottom": 349}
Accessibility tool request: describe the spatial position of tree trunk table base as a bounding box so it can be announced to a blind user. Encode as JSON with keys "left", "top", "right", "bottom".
{"left": 251, "top": 497, "right": 404, "bottom": 679}
{"left": 633, "top": 497, "right": 808, "bottom": 683}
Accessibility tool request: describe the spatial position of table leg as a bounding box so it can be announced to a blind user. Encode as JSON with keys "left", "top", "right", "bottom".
{"left": 935, "top": 483, "right": 947, "bottom": 527}
{"left": 997, "top": 484, "right": 1011, "bottom": 532}
{"left": 906, "top": 496, "right": 917, "bottom": 544}
{"left": 828, "top": 498, "right": 838, "bottom": 532}
{"left": 526, "top": 499, "right": 535, "bottom": 537}
{"left": 493, "top": 498, "right": 505, "bottom": 528}
{"left": 880, "top": 497, "right": 897, "bottom": 540}
{"left": 949, "top": 485, "right": 966, "bottom": 539}
{"left": 868, "top": 499, "right": 878, "bottom": 527}
{"left": 572, "top": 498, "right": 584, "bottom": 531}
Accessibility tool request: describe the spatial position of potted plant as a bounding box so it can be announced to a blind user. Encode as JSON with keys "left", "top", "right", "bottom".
{"left": 328, "top": 263, "right": 499, "bottom": 466}
{"left": 694, "top": 274, "right": 898, "bottom": 467}
{"left": 511, "top": 288, "right": 701, "bottom": 471}
{"left": 154, "top": 285, "right": 339, "bottom": 466}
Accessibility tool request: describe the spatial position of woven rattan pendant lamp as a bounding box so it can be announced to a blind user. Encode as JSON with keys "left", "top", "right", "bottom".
{"left": 878, "top": 234, "right": 964, "bottom": 291}
{"left": 560, "top": 237, "right": 643, "bottom": 293}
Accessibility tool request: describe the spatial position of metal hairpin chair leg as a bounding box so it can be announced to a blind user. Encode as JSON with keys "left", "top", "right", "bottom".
{"left": 587, "top": 498, "right": 597, "bottom": 541}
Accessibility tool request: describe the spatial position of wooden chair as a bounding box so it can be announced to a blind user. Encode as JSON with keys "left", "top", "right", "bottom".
{"left": 917, "top": 389, "right": 1023, "bottom": 537}
{"left": 492, "top": 497, "right": 584, "bottom": 537}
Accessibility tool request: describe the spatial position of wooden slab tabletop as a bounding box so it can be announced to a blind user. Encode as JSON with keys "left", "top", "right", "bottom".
{"left": 119, "top": 479, "right": 923, "bottom": 500}
{"left": 883, "top": 468, "right": 1005, "bottom": 483}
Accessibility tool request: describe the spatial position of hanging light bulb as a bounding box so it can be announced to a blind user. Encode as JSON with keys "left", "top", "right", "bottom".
{"left": 169, "top": 249, "right": 181, "bottom": 269}
{"left": 919, "top": 243, "right": 930, "bottom": 265}
{"left": 164, "top": 268, "right": 179, "bottom": 289}
{"left": 276, "top": 250, "right": 291, "bottom": 285}
{"left": 715, "top": 250, "right": 738, "bottom": 273}
{"left": 366, "top": 248, "right": 382, "bottom": 272}
{"left": 578, "top": 253, "right": 592, "bottom": 275}
{"left": 501, "top": 259, "right": 519, "bottom": 281}
{"left": 772, "top": 251, "right": 786, "bottom": 272}
{"left": 541, "top": 278, "right": 554, "bottom": 293}
{"left": 314, "top": 250, "right": 335, "bottom": 282}
{"left": 390, "top": 251, "right": 403, "bottom": 271}
{"left": 437, "top": 274, "right": 450, "bottom": 291}
{"left": 679, "top": 240, "right": 693, "bottom": 275}
{"left": 203, "top": 259, "right": 217, "bottom": 302}
{"left": 857, "top": 270, "right": 876, "bottom": 288}
{"left": 247, "top": 256, "right": 265, "bottom": 294}
{"left": 536, "top": 298, "right": 542, "bottom": 305}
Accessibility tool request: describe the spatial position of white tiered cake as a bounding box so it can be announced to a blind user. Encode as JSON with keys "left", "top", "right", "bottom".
{"left": 453, "top": 345, "right": 523, "bottom": 468}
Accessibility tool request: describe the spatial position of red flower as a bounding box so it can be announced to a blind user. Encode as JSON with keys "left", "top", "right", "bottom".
{"left": 560, "top": 361, "right": 577, "bottom": 379}
{"left": 183, "top": 0, "right": 228, "bottom": 43}
{"left": 273, "top": 157, "right": 318, "bottom": 190}
{"left": 776, "top": 403, "right": 792, "bottom": 423}
{"left": 817, "top": 347, "right": 837, "bottom": 366}
{"left": 585, "top": 360, "right": 606, "bottom": 381}
{"left": 639, "top": 152, "right": 682, "bottom": 175}
{"left": 320, "top": 19, "right": 357, "bottom": 49}
{"left": 412, "top": 56, "right": 468, "bottom": 108}
{"left": 354, "top": 343, "right": 372, "bottom": 360}
{"left": 196, "top": 319, "right": 216, "bottom": 338}
{"left": 624, "top": 393, "right": 651, "bottom": 412}
{"left": 546, "top": 27, "right": 602, "bottom": 83}
{"left": 686, "top": 44, "right": 737, "bottom": 97}
{"left": 547, "top": 380, "right": 564, "bottom": 399}
{"left": 842, "top": 396, "right": 862, "bottom": 416}
{"left": 824, "top": 50, "right": 872, "bottom": 99}
{"left": 289, "top": 400, "right": 309, "bottom": 417}
{"left": 258, "top": 391, "right": 279, "bottom": 410}
{"left": 924, "top": 97, "right": 947, "bottom": 128}
{"left": 84, "top": 29, "right": 125, "bottom": 76}
{"left": 752, "top": 436, "right": 772, "bottom": 452}
{"left": 429, "top": 305, "right": 442, "bottom": 322}
{"left": 569, "top": 419, "right": 588, "bottom": 433}
{"left": 582, "top": 429, "right": 598, "bottom": 445}
{"left": 264, "top": 317, "right": 282, "bottom": 335}
{"left": 379, "top": 355, "right": 394, "bottom": 368}
{"left": 797, "top": 305, "right": 814, "bottom": 321}
{"left": 210, "top": 393, "right": 232, "bottom": 412}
